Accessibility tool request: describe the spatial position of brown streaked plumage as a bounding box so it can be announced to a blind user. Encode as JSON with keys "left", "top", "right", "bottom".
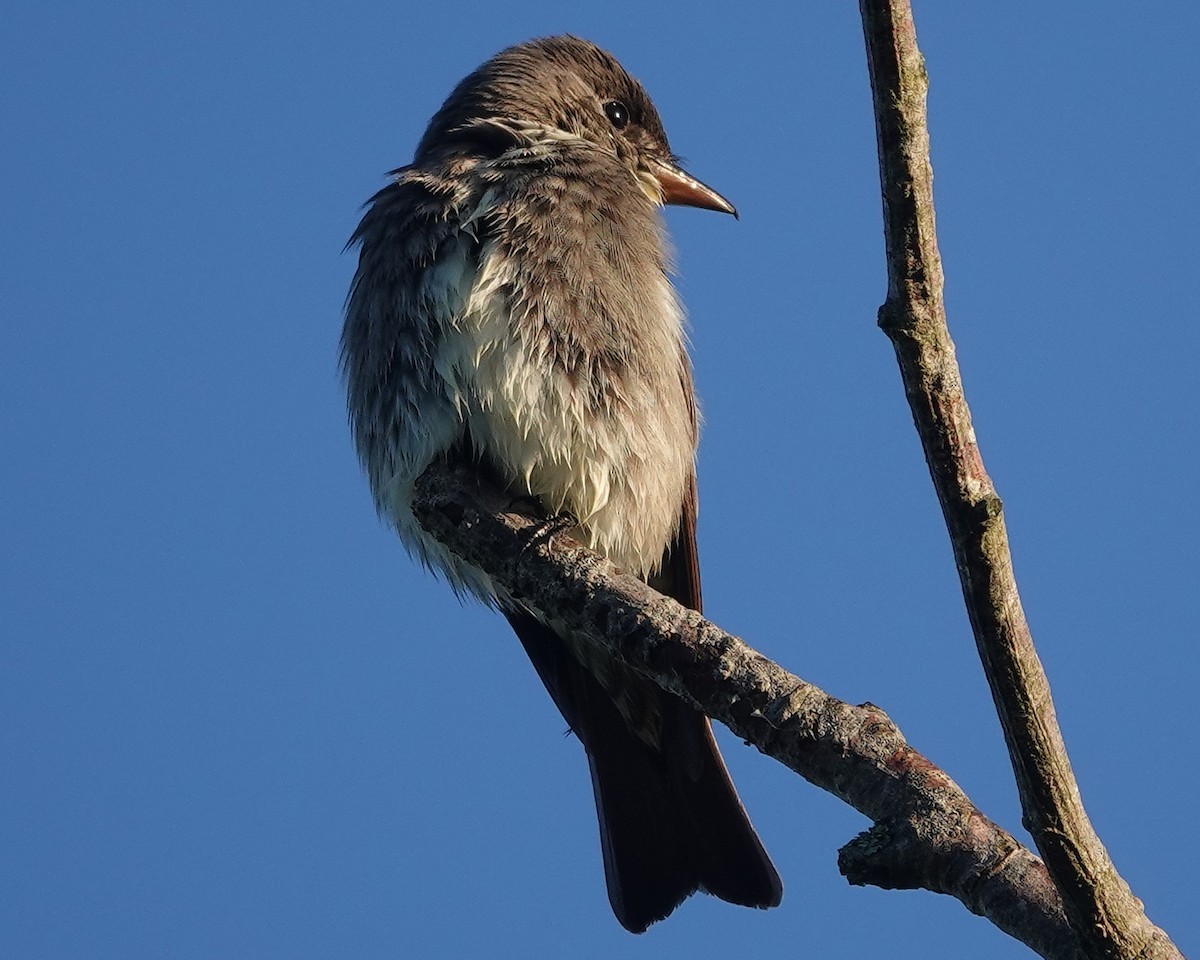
{"left": 341, "top": 35, "right": 780, "bottom": 932}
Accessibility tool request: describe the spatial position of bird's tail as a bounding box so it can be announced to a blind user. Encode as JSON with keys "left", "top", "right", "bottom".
{"left": 505, "top": 609, "right": 782, "bottom": 932}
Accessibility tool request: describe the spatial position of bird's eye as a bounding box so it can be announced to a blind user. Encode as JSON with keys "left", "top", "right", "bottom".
{"left": 603, "top": 100, "right": 630, "bottom": 130}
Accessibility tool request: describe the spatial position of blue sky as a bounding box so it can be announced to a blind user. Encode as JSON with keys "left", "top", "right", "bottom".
{"left": 3, "top": 2, "right": 1196, "bottom": 958}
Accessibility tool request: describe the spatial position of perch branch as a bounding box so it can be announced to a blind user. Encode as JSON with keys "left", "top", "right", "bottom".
{"left": 414, "top": 462, "right": 1082, "bottom": 960}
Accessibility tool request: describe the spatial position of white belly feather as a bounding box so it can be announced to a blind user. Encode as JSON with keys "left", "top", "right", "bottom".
{"left": 377, "top": 230, "right": 694, "bottom": 602}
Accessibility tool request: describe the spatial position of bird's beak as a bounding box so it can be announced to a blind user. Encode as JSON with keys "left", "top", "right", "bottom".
{"left": 649, "top": 157, "right": 738, "bottom": 218}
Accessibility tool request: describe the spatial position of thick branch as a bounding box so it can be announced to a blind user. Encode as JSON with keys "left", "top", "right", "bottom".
{"left": 414, "top": 462, "right": 1084, "bottom": 960}
{"left": 858, "top": 3, "right": 1180, "bottom": 959}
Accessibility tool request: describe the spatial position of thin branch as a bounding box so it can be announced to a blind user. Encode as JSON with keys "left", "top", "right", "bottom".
{"left": 857, "top": 3, "right": 1180, "bottom": 959}
{"left": 413, "top": 462, "right": 1083, "bottom": 960}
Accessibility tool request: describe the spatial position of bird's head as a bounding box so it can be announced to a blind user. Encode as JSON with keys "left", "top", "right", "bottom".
{"left": 415, "top": 35, "right": 736, "bottom": 217}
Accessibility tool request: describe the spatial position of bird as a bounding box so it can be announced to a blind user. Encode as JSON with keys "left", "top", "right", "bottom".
{"left": 341, "top": 35, "right": 782, "bottom": 932}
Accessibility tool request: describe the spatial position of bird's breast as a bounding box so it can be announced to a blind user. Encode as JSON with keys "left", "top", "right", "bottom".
{"left": 439, "top": 235, "right": 696, "bottom": 579}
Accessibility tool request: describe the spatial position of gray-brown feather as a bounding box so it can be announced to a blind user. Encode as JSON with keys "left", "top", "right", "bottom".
{"left": 341, "top": 35, "right": 779, "bottom": 930}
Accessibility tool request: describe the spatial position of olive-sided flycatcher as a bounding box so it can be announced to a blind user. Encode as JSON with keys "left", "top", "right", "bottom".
{"left": 341, "top": 35, "right": 781, "bottom": 932}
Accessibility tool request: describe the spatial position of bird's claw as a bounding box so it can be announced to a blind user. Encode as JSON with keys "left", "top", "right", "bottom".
{"left": 520, "top": 510, "right": 580, "bottom": 561}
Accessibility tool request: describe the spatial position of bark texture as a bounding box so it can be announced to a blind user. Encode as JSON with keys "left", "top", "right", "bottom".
{"left": 414, "top": 463, "right": 1082, "bottom": 960}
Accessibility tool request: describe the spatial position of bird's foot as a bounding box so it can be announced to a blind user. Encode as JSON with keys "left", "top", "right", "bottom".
{"left": 519, "top": 509, "right": 580, "bottom": 559}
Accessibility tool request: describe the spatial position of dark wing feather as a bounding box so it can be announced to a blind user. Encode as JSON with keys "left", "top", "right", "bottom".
{"left": 506, "top": 474, "right": 781, "bottom": 932}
